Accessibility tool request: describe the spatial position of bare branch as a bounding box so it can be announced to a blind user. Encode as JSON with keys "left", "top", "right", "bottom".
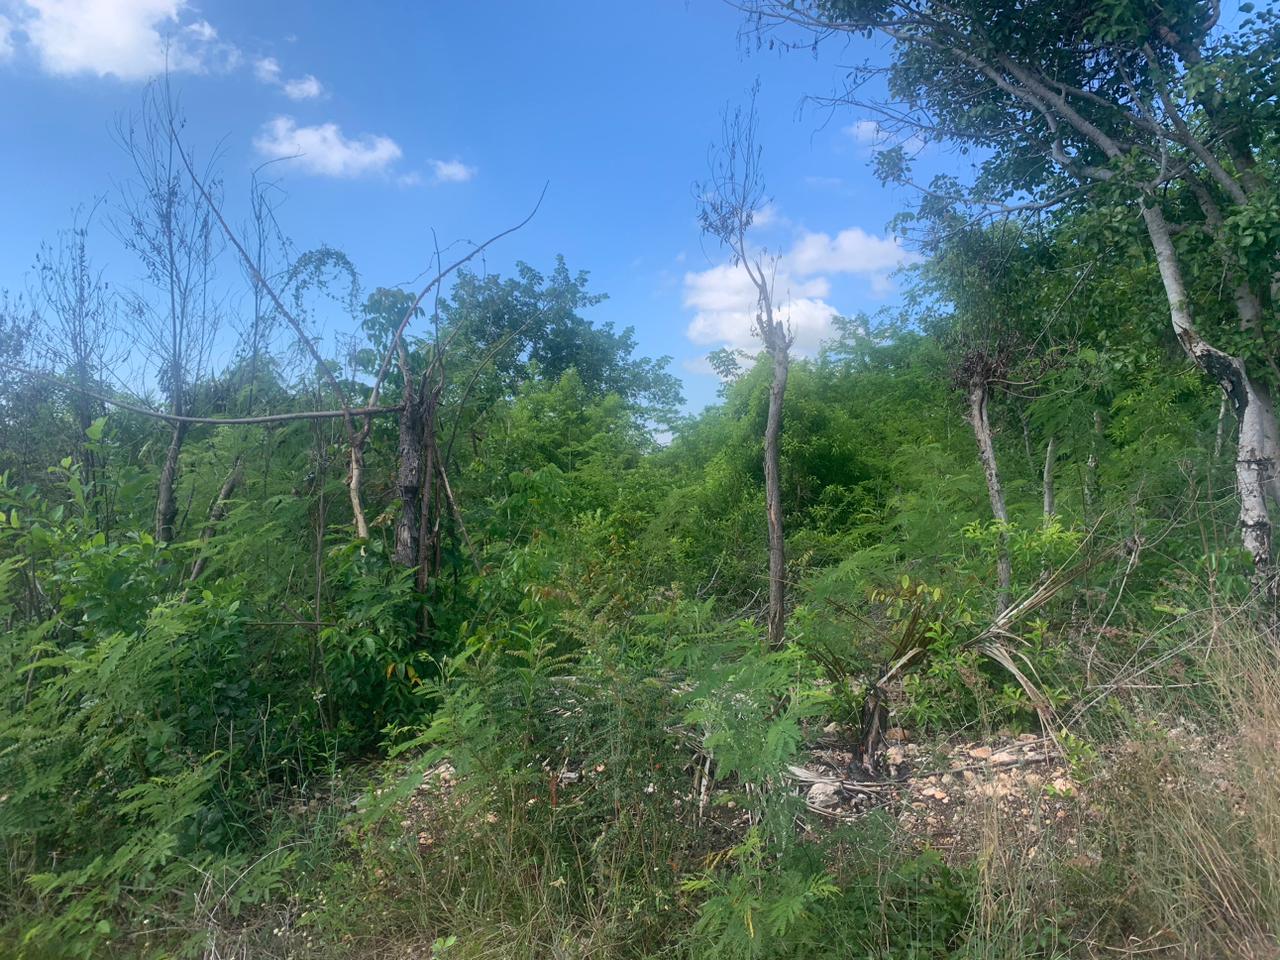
{"left": 1, "top": 361, "right": 403, "bottom": 426}
{"left": 365, "top": 183, "right": 549, "bottom": 413}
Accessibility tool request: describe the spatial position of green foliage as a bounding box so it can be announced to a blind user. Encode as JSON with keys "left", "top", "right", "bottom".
{"left": 682, "top": 832, "right": 838, "bottom": 959}
{"left": 1, "top": 469, "right": 340, "bottom": 956}
{"left": 3, "top": 61, "right": 1278, "bottom": 955}
{"left": 321, "top": 540, "right": 428, "bottom": 746}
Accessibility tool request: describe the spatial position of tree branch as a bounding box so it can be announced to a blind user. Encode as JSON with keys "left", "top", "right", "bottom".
{"left": 1, "top": 362, "right": 403, "bottom": 426}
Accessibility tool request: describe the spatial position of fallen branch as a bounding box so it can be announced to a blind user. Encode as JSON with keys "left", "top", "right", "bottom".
{"left": 1, "top": 362, "right": 403, "bottom": 426}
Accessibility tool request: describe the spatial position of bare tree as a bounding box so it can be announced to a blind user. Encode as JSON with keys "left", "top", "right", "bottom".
{"left": 0, "top": 292, "right": 52, "bottom": 479}
{"left": 234, "top": 171, "right": 291, "bottom": 414}
{"left": 187, "top": 175, "right": 293, "bottom": 583}
{"left": 334, "top": 199, "right": 544, "bottom": 577}
{"left": 114, "top": 85, "right": 222, "bottom": 544}
{"left": 34, "top": 207, "right": 119, "bottom": 470}
{"left": 697, "top": 89, "right": 794, "bottom": 646}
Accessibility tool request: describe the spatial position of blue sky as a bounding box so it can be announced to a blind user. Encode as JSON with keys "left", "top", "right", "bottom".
{"left": 0, "top": 0, "right": 937, "bottom": 410}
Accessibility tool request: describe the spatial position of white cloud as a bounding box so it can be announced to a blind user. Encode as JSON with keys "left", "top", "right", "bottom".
{"left": 253, "top": 116, "right": 402, "bottom": 178}
{"left": 183, "top": 18, "right": 215, "bottom": 43}
{"left": 253, "top": 55, "right": 280, "bottom": 84}
{"left": 683, "top": 226, "right": 918, "bottom": 357}
{"left": 0, "top": 14, "right": 15, "bottom": 59}
{"left": 788, "top": 227, "right": 917, "bottom": 276}
{"left": 844, "top": 117, "right": 927, "bottom": 155}
{"left": 686, "top": 294, "right": 842, "bottom": 356}
{"left": 846, "top": 119, "right": 885, "bottom": 146}
{"left": 254, "top": 54, "right": 323, "bottom": 99}
{"left": 750, "top": 202, "right": 782, "bottom": 229}
{"left": 393, "top": 161, "right": 478, "bottom": 188}
{"left": 431, "top": 159, "right": 476, "bottom": 184}
{"left": 870, "top": 272, "right": 896, "bottom": 298}
{"left": 283, "top": 73, "right": 322, "bottom": 99}
{"left": 683, "top": 261, "right": 838, "bottom": 356}
{"left": 12, "top": 0, "right": 230, "bottom": 79}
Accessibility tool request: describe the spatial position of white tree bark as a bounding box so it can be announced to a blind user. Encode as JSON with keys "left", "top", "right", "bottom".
{"left": 968, "top": 379, "right": 1012, "bottom": 610}
{"left": 1141, "top": 202, "right": 1275, "bottom": 584}
{"left": 763, "top": 341, "right": 789, "bottom": 647}
{"left": 348, "top": 445, "right": 370, "bottom": 540}
{"left": 1042, "top": 434, "right": 1057, "bottom": 518}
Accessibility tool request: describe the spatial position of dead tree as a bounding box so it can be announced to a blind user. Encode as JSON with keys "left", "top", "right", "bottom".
{"left": 167, "top": 79, "right": 542, "bottom": 601}
{"left": 339, "top": 194, "right": 543, "bottom": 583}
{"left": 35, "top": 209, "right": 118, "bottom": 471}
{"left": 697, "top": 89, "right": 794, "bottom": 647}
{"left": 115, "top": 87, "right": 222, "bottom": 543}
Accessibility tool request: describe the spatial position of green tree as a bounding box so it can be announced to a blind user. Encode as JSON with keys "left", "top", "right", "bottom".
{"left": 745, "top": 0, "right": 1280, "bottom": 587}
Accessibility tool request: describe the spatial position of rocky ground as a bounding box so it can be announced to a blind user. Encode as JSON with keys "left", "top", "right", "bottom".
{"left": 401, "top": 725, "right": 1088, "bottom": 863}
{"left": 790, "top": 727, "right": 1082, "bottom": 855}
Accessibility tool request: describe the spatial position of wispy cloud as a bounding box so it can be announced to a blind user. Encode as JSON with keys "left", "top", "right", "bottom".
{"left": 844, "top": 117, "right": 926, "bottom": 154}
{"left": 255, "top": 55, "right": 324, "bottom": 99}
{"left": 253, "top": 55, "right": 280, "bottom": 84}
{"left": 804, "top": 175, "right": 845, "bottom": 190}
{"left": 430, "top": 159, "right": 476, "bottom": 184}
{"left": 254, "top": 116, "right": 402, "bottom": 178}
{"left": 0, "top": 14, "right": 15, "bottom": 60}
{"left": 846, "top": 119, "right": 884, "bottom": 146}
{"left": 750, "top": 201, "right": 785, "bottom": 229}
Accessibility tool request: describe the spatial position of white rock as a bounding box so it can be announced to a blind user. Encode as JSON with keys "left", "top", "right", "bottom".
{"left": 807, "top": 781, "right": 842, "bottom": 808}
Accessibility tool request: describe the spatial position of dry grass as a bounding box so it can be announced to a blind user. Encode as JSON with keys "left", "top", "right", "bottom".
{"left": 966, "top": 610, "right": 1280, "bottom": 959}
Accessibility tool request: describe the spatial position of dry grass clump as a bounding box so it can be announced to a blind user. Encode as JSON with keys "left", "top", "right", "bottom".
{"left": 1092, "top": 617, "right": 1280, "bottom": 958}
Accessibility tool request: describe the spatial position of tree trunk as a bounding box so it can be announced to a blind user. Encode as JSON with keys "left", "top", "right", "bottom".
{"left": 416, "top": 402, "right": 441, "bottom": 595}
{"left": 1084, "top": 409, "right": 1103, "bottom": 516}
{"left": 1253, "top": 381, "right": 1280, "bottom": 508}
{"left": 188, "top": 454, "right": 243, "bottom": 583}
{"left": 347, "top": 442, "right": 370, "bottom": 540}
{"left": 154, "top": 421, "right": 188, "bottom": 543}
{"left": 968, "top": 379, "right": 1012, "bottom": 611}
{"left": 1140, "top": 202, "right": 1275, "bottom": 588}
{"left": 764, "top": 344, "right": 789, "bottom": 647}
{"left": 1237, "top": 379, "right": 1279, "bottom": 583}
{"left": 1042, "top": 434, "right": 1057, "bottom": 518}
{"left": 393, "top": 389, "right": 426, "bottom": 567}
